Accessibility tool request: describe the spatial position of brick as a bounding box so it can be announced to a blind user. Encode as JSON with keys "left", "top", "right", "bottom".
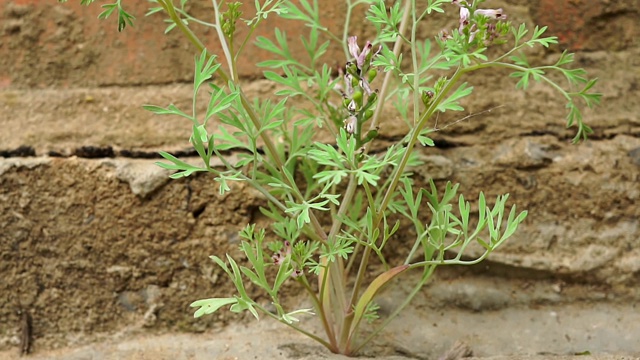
{"left": 532, "top": 0, "right": 639, "bottom": 51}
{"left": 0, "top": 0, "right": 349, "bottom": 88}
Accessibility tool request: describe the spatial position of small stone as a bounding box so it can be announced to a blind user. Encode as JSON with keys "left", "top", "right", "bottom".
{"left": 628, "top": 147, "right": 640, "bottom": 166}
{"left": 493, "top": 138, "right": 555, "bottom": 169}
{"left": 412, "top": 153, "right": 454, "bottom": 181}
{"left": 113, "top": 159, "right": 172, "bottom": 198}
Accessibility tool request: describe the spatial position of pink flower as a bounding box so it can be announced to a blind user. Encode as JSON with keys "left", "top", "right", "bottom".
{"left": 348, "top": 36, "right": 372, "bottom": 69}
{"left": 450, "top": 0, "right": 506, "bottom": 40}
{"left": 459, "top": 6, "right": 470, "bottom": 32}
{"left": 468, "top": 24, "right": 479, "bottom": 42}
{"left": 291, "top": 269, "right": 303, "bottom": 279}
{"left": 272, "top": 252, "right": 284, "bottom": 266}
{"left": 474, "top": 8, "right": 506, "bottom": 20}
{"left": 344, "top": 73, "right": 354, "bottom": 96}
{"left": 359, "top": 78, "right": 373, "bottom": 96}
{"left": 348, "top": 36, "right": 380, "bottom": 70}
{"left": 272, "top": 241, "right": 292, "bottom": 266}
{"left": 439, "top": 29, "right": 453, "bottom": 41}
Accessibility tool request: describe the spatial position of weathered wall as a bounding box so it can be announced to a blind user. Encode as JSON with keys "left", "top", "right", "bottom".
{"left": 2, "top": 0, "right": 637, "bottom": 87}
{"left": 1, "top": 0, "right": 640, "bottom": 354}
{"left": 0, "top": 0, "right": 350, "bottom": 87}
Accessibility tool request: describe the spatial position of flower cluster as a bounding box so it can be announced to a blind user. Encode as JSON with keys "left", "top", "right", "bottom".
{"left": 272, "top": 240, "right": 304, "bottom": 278}
{"left": 272, "top": 240, "right": 291, "bottom": 266}
{"left": 441, "top": 0, "right": 507, "bottom": 45}
{"left": 339, "top": 36, "right": 380, "bottom": 137}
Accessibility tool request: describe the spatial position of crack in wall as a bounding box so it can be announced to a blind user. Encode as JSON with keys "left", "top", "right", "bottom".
{"left": 1, "top": 132, "right": 639, "bottom": 160}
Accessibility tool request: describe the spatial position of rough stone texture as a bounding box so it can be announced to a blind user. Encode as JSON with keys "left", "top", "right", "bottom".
{"left": 1, "top": 0, "right": 639, "bottom": 358}
{"left": 0, "top": 0, "right": 348, "bottom": 88}
{"left": 532, "top": 0, "right": 640, "bottom": 51}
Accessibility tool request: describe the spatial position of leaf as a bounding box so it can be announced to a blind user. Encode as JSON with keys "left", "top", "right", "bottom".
{"left": 194, "top": 49, "right": 220, "bottom": 95}
{"left": 366, "top": 0, "right": 390, "bottom": 25}
{"left": 263, "top": 70, "right": 303, "bottom": 95}
{"left": 351, "top": 265, "right": 409, "bottom": 333}
{"left": 418, "top": 128, "right": 435, "bottom": 147}
{"left": 205, "top": 88, "right": 239, "bottom": 121}
{"left": 98, "top": 4, "right": 117, "bottom": 19}
{"left": 313, "top": 169, "right": 348, "bottom": 186}
{"left": 210, "top": 255, "right": 231, "bottom": 275}
{"left": 230, "top": 297, "right": 260, "bottom": 320}
{"left": 335, "top": 127, "right": 357, "bottom": 160}
{"left": 272, "top": 257, "right": 294, "bottom": 294}
{"left": 308, "top": 142, "right": 347, "bottom": 168}
{"left": 554, "top": 50, "right": 574, "bottom": 67}
{"left": 281, "top": 308, "right": 315, "bottom": 324}
{"left": 436, "top": 82, "right": 473, "bottom": 112}
{"left": 190, "top": 298, "right": 237, "bottom": 318}
{"left": 427, "top": 0, "right": 448, "bottom": 14}
{"left": 512, "top": 23, "right": 528, "bottom": 44}
{"left": 240, "top": 266, "right": 262, "bottom": 287}
{"left": 155, "top": 151, "right": 205, "bottom": 178}
{"left": 190, "top": 125, "right": 211, "bottom": 166}
{"left": 145, "top": 6, "right": 164, "bottom": 17}
{"left": 372, "top": 45, "right": 400, "bottom": 73}
{"left": 143, "top": 104, "right": 192, "bottom": 121}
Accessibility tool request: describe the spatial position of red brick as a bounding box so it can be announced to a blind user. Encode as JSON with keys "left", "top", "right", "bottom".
{"left": 0, "top": 0, "right": 349, "bottom": 88}
{"left": 532, "top": 0, "right": 639, "bottom": 51}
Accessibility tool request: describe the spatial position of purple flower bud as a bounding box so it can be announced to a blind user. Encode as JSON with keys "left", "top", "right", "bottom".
{"left": 291, "top": 269, "right": 303, "bottom": 278}
{"left": 344, "top": 115, "right": 357, "bottom": 134}
{"left": 344, "top": 73, "right": 354, "bottom": 96}
{"left": 359, "top": 78, "right": 373, "bottom": 96}
{"left": 439, "top": 29, "right": 453, "bottom": 41}
{"left": 347, "top": 99, "right": 357, "bottom": 112}
{"left": 272, "top": 252, "right": 283, "bottom": 266}
{"left": 468, "top": 24, "right": 479, "bottom": 43}
{"left": 283, "top": 241, "right": 292, "bottom": 256}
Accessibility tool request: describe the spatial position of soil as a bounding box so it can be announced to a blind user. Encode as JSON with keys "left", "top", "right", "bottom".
{"left": 1, "top": 1, "right": 640, "bottom": 359}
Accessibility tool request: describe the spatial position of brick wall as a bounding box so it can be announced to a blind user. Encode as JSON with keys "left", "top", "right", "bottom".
{"left": 0, "top": 0, "right": 638, "bottom": 88}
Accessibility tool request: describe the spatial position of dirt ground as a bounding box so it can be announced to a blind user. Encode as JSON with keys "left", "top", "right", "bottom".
{"left": 1, "top": 0, "right": 640, "bottom": 359}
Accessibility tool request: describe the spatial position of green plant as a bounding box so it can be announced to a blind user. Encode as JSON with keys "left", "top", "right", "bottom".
{"left": 63, "top": 0, "right": 600, "bottom": 356}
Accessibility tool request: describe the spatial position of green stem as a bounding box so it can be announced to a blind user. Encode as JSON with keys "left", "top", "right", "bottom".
{"left": 298, "top": 275, "right": 338, "bottom": 351}
{"left": 469, "top": 61, "right": 572, "bottom": 100}
{"left": 350, "top": 264, "right": 437, "bottom": 354}
{"left": 211, "top": 0, "right": 236, "bottom": 80}
{"left": 403, "top": 222, "right": 425, "bottom": 265}
{"left": 341, "top": 0, "right": 354, "bottom": 57}
{"left": 257, "top": 304, "right": 334, "bottom": 350}
{"left": 365, "top": 0, "right": 413, "bottom": 149}
{"left": 375, "top": 65, "right": 465, "bottom": 229}
{"left": 409, "top": 248, "right": 493, "bottom": 268}
{"left": 410, "top": 0, "right": 419, "bottom": 126}
{"left": 338, "top": 66, "right": 469, "bottom": 351}
{"left": 208, "top": 147, "right": 328, "bottom": 247}
{"left": 235, "top": 25, "right": 258, "bottom": 62}
{"left": 335, "top": 0, "right": 415, "bottom": 351}
{"left": 344, "top": 242, "right": 361, "bottom": 275}
{"left": 164, "top": 0, "right": 330, "bottom": 243}
{"left": 361, "top": 181, "right": 375, "bottom": 214}
{"left": 159, "top": 0, "right": 206, "bottom": 52}
{"left": 323, "top": 176, "right": 357, "bottom": 349}
{"left": 175, "top": 7, "right": 216, "bottom": 27}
